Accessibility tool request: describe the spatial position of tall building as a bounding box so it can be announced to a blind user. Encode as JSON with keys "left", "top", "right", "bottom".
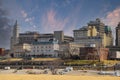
{"left": 10, "top": 20, "right": 19, "bottom": 52}
{"left": 104, "top": 26, "right": 113, "bottom": 46}
{"left": 73, "top": 26, "right": 98, "bottom": 42}
{"left": 116, "top": 22, "right": 120, "bottom": 46}
{"left": 88, "top": 18, "right": 105, "bottom": 37}
{"left": 73, "top": 18, "right": 113, "bottom": 47}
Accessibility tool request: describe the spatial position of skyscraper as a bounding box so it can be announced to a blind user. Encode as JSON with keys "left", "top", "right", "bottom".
{"left": 88, "top": 18, "right": 105, "bottom": 37}
{"left": 116, "top": 22, "right": 120, "bottom": 46}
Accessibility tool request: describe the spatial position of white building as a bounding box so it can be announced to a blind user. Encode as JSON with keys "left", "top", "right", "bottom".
{"left": 27, "top": 40, "right": 59, "bottom": 57}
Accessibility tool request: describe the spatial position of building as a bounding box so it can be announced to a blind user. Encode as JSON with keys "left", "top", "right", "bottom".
{"left": 116, "top": 22, "right": 120, "bottom": 46}
{"left": 0, "top": 48, "right": 5, "bottom": 56}
{"left": 37, "top": 34, "right": 53, "bottom": 42}
{"left": 27, "top": 40, "right": 59, "bottom": 57}
{"left": 37, "top": 31, "right": 73, "bottom": 43}
{"left": 73, "top": 18, "right": 113, "bottom": 47}
{"left": 79, "top": 47, "right": 109, "bottom": 61}
{"left": 73, "top": 26, "right": 98, "bottom": 40}
{"left": 54, "top": 31, "right": 64, "bottom": 43}
{"left": 104, "top": 26, "right": 113, "bottom": 46}
{"left": 109, "top": 51, "right": 120, "bottom": 60}
{"left": 19, "top": 31, "right": 40, "bottom": 44}
{"left": 107, "top": 46, "right": 120, "bottom": 60}
{"left": 54, "top": 31, "right": 73, "bottom": 43}
{"left": 59, "top": 42, "right": 83, "bottom": 58}
{"left": 10, "top": 20, "right": 19, "bottom": 52}
{"left": 13, "top": 43, "right": 31, "bottom": 58}
{"left": 73, "top": 26, "right": 102, "bottom": 47}
{"left": 88, "top": 18, "right": 105, "bottom": 37}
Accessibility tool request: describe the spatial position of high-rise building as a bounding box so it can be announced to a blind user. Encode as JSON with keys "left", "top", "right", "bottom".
{"left": 10, "top": 20, "right": 19, "bottom": 52}
{"left": 88, "top": 18, "right": 105, "bottom": 37}
{"left": 116, "top": 22, "right": 120, "bottom": 46}
{"left": 73, "top": 18, "right": 113, "bottom": 47}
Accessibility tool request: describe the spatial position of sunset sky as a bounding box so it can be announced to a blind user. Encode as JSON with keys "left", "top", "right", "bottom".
{"left": 0, "top": 0, "right": 120, "bottom": 48}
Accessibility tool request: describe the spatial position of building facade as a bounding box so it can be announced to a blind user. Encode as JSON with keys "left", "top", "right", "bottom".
{"left": 88, "top": 18, "right": 105, "bottom": 37}
{"left": 19, "top": 31, "right": 40, "bottom": 44}
{"left": 0, "top": 48, "right": 5, "bottom": 56}
{"left": 73, "top": 18, "right": 113, "bottom": 47}
{"left": 13, "top": 43, "right": 31, "bottom": 57}
{"left": 27, "top": 40, "right": 59, "bottom": 57}
{"left": 116, "top": 22, "right": 120, "bottom": 46}
{"left": 79, "top": 47, "right": 109, "bottom": 61}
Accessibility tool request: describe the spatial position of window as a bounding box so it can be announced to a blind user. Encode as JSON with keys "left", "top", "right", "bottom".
{"left": 33, "top": 50, "right": 35, "bottom": 52}
{"left": 37, "top": 50, "right": 39, "bottom": 52}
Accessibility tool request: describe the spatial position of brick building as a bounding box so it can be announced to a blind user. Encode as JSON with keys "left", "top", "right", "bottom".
{"left": 0, "top": 48, "right": 5, "bottom": 56}
{"left": 79, "top": 47, "right": 109, "bottom": 61}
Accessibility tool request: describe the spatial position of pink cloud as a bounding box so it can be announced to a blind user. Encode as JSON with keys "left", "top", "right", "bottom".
{"left": 41, "top": 9, "right": 69, "bottom": 32}
{"left": 102, "top": 7, "right": 120, "bottom": 27}
{"left": 102, "top": 7, "right": 120, "bottom": 45}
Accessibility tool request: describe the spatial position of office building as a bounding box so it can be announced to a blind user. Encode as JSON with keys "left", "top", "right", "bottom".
{"left": 116, "top": 22, "right": 120, "bottom": 46}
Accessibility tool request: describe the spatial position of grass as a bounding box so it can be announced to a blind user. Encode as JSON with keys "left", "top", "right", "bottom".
{"left": 32, "top": 58, "right": 61, "bottom": 61}
{"left": 0, "top": 58, "right": 23, "bottom": 62}
{"left": 64, "top": 60, "right": 120, "bottom": 66}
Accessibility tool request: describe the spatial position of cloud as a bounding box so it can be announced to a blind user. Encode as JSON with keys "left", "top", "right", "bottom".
{"left": 41, "top": 7, "right": 80, "bottom": 36}
{"left": 25, "top": 17, "right": 34, "bottom": 22}
{"left": 0, "top": 1, "right": 12, "bottom": 49}
{"left": 102, "top": 7, "right": 120, "bottom": 27}
{"left": 21, "top": 10, "right": 27, "bottom": 18}
{"left": 41, "top": 9, "right": 68, "bottom": 32}
{"left": 102, "top": 7, "right": 120, "bottom": 45}
{"left": 21, "top": 10, "right": 36, "bottom": 29}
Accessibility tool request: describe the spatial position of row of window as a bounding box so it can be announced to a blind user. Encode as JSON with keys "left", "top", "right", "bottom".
{"left": 33, "top": 46, "right": 52, "bottom": 48}
{"left": 32, "top": 50, "right": 51, "bottom": 52}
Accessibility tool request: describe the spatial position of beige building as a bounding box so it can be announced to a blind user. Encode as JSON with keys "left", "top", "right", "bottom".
{"left": 73, "top": 19, "right": 113, "bottom": 47}
{"left": 13, "top": 43, "right": 31, "bottom": 57}
{"left": 59, "top": 42, "right": 83, "bottom": 58}
{"left": 73, "top": 26, "right": 102, "bottom": 47}
{"left": 54, "top": 31, "right": 73, "bottom": 43}
{"left": 73, "top": 26, "right": 98, "bottom": 41}
{"left": 88, "top": 18, "right": 105, "bottom": 37}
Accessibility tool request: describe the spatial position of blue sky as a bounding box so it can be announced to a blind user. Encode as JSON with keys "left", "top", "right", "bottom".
{"left": 2, "top": 0, "right": 120, "bottom": 35}
{"left": 0, "top": 0, "right": 120, "bottom": 48}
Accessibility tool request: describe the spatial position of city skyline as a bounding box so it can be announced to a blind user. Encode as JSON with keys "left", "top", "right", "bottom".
{"left": 0, "top": 0, "right": 120, "bottom": 49}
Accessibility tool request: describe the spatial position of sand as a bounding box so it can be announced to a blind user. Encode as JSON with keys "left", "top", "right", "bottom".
{"left": 0, "top": 74, "right": 119, "bottom": 80}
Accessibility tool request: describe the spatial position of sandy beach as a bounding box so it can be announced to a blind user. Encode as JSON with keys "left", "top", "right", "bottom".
{"left": 0, "top": 74, "right": 119, "bottom": 80}
{"left": 0, "top": 69, "right": 119, "bottom": 80}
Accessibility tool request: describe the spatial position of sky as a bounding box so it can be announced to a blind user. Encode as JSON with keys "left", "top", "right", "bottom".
{"left": 0, "top": 0, "right": 120, "bottom": 49}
